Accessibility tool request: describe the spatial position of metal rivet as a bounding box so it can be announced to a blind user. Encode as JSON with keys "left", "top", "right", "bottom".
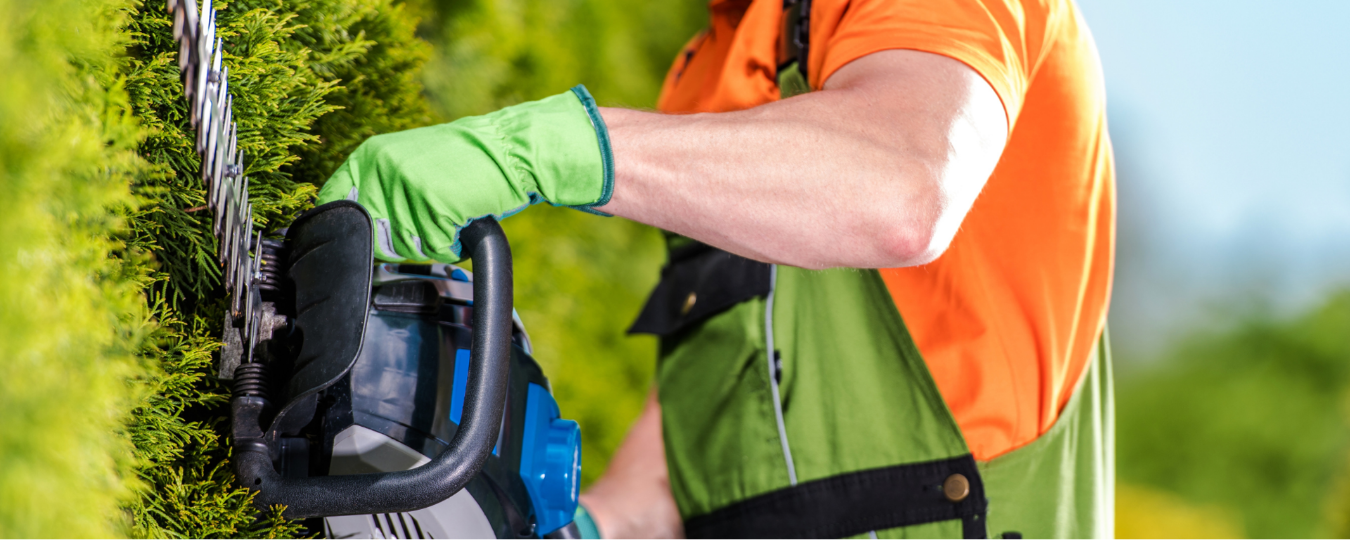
{"left": 943, "top": 473, "right": 970, "bottom": 502}
{"left": 681, "top": 292, "right": 697, "bottom": 315}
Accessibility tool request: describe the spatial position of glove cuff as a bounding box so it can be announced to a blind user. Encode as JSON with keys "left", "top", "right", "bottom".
{"left": 573, "top": 503, "right": 604, "bottom": 539}
{"left": 568, "top": 85, "right": 615, "bottom": 215}
{"left": 487, "top": 85, "right": 614, "bottom": 213}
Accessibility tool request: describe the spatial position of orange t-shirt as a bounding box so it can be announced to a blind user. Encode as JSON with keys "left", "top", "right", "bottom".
{"left": 656, "top": 0, "right": 1115, "bottom": 460}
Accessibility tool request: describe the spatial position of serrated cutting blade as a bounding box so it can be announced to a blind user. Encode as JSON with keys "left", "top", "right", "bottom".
{"left": 167, "top": 0, "right": 267, "bottom": 364}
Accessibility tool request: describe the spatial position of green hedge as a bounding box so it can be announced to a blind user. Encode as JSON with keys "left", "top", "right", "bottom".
{"left": 0, "top": 0, "right": 147, "bottom": 536}
{"left": 0, "top": 0, "right": 430, "bottom": 535}
{"left": 119, "top": 0, "right": 432, "bottom": 536}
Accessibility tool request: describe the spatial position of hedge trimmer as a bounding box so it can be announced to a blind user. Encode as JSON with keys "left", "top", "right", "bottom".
{"left": 166, "top": 0, "right": 585, "bottom": 536}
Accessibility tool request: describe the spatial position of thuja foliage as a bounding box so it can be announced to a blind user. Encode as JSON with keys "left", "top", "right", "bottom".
{"left": 117, "top": 0, "right": 430, "bottom": 536}
{"left": 0, "top": 0, "right": 148, "bottom": 536}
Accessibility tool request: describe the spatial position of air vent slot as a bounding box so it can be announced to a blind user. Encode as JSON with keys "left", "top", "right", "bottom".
{"left": 369, "top": 512, "right": 428, "bottom": 539}
{"left": 372, "top": 281, "right": 443, "bottom": 315}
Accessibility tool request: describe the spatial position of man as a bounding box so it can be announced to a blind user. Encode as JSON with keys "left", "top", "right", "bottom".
{"left": 318, "top": 0, "right": 1115, "bottom": 537}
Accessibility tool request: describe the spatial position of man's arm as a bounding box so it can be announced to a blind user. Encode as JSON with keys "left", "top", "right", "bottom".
{"left": 578, "top": 50, "right": 1008, "bottom": 538}
{"left": 595, "top": 49, "right": 1008, "bottom": 270}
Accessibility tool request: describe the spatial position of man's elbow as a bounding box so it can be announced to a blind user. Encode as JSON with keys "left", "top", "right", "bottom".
{"left": 875, "top": 216, "right": 948, "bottom": 267}
{"left": 808, "top": 211, "right": 951, "bottom": 270}
{"left": 870, "top": 181, "right": 962, "bottom": 267}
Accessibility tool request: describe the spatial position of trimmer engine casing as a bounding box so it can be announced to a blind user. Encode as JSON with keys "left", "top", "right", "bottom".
{"left": 249, "top": 259, "right": 582, "bottom": 539}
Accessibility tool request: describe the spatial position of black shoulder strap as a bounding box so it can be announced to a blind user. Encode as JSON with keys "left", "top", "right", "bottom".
{"left": 776, "top": 0, "right": 812, "bottom": 81}
{"left": 627, "top": 242, "right": 771, "bottom": 337}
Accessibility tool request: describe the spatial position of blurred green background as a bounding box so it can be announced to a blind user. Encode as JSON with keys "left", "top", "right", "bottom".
{"left": 1112, "top": 294, "right": 1350, "bottom": 538}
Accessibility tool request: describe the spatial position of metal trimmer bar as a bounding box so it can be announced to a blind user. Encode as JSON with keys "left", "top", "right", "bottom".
{"left": 166, "top": 0, "right": 267, "bottom": 361}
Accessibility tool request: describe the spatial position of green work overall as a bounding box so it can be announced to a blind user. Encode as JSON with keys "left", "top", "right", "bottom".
{"left": 632, "top": 252, "right": 1113, "bottom": 538}
{"left": 628, "top": 8, "right": 1114, "bottom": 534}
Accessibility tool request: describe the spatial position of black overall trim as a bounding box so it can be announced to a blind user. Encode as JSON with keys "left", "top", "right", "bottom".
{"left": 683, "top": 455, "right": 989, "bottom": 539}
{"left": 777, "top": 0, "right": 812, "bottom": 80}
{"left": 628, "top": 242, "right": 771, "bottom": 337}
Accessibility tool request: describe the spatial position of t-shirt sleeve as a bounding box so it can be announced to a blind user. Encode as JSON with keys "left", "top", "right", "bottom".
{"left": 809, "top": 0, "right": 1045, "bottom": 126}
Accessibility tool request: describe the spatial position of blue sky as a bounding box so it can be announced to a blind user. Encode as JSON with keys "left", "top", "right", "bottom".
{"left": 1073, "top": 0, "right": 1350, "bottom": 355}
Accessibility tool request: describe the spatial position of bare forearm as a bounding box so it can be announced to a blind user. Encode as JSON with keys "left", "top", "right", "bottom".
{"left": 597, "top": 98, "right": 937, "bottom": 269}
{"left": 595, "top": 50, "right": 1007, "bottom": 269}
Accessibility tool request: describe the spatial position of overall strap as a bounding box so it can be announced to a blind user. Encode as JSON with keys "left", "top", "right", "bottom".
{"left": 777, "top": 0, "right": 812, "bottom": 96}
{"left": 684, "top": 455, "right": 989, "bottom": 539}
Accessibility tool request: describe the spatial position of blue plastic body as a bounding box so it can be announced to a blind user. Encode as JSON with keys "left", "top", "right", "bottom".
{"left": 519, "top": 383, "right": 582, "bottom": 535}
{"left": 450, "top": 349, "right": 471, "bottom": 424}
{"left": 450, "top": 349, "right": 500, "bottom": 456}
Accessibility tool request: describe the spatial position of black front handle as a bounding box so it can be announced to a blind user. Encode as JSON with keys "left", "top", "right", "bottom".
{"left": 233, "top": 218, "right": 514, "bottom": 519}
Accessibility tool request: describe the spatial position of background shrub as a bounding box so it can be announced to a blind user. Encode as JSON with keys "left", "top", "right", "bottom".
{"left": 0, "top": 0, "right": 147, "bottom": 536}
{"left": 1116, "top": 292, "right": 1350, "bottom": 538}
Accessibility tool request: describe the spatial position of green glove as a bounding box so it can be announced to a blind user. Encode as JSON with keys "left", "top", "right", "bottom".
{"left": 316, "top": 85, "right": 613, "bottom": 262}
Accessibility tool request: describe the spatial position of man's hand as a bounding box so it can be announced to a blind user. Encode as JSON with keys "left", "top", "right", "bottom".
{"left": 595, "top": 50, "right": 1009, "bottom": 269}
{"left": 316, "top": 86, "right": 613, "bottom": 263}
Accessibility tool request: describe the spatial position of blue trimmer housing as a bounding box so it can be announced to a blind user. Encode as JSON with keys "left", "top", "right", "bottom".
{"left": 227, "top": 206, "right": 583, "bottom": 538}
{"left": 315, "top": 263, "right": 583, "bottom": 538}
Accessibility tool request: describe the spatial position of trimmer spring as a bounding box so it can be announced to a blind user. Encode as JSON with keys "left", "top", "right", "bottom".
{"left": 233, "top": 362, "right": 270, "bottom": 400}
{"left": 255, "top": 238, "right": 287, "bottom": 297}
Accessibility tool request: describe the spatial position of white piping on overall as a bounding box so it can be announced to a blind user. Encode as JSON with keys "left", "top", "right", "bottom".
{"left": 765, "top": 264, "right": 799, "bottom": 486}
